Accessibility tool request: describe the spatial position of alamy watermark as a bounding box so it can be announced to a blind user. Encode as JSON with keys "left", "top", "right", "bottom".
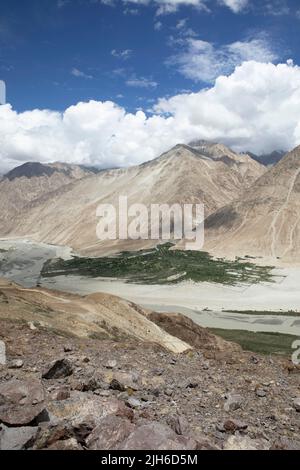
{"left": 96, "top": 196, "right": 204, "bottom": 250}
{"left": 0, "top": 80, "right": 6, "bottom": 105}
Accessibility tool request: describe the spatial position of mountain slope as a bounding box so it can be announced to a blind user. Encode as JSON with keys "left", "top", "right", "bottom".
{"left": 204, "top": 145, "right": 300, "bottom": 263}
{"left": 0, "top": 162, "right": 94, "bottom": 232}
{"left": 0, "top": 143, "right": 265, "bottom": 255}
{"left": 0, "top": 277, "right": 236, "bottom": 354}
{"left": 189, "top": 140, "right": 265, "bottom": 186}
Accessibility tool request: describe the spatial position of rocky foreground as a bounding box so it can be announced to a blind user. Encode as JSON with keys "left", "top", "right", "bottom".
{"left": 1, "top": 314, "right": 300, "bottom": 451}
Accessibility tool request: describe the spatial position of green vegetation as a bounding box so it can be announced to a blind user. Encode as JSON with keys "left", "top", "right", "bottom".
{"left": 224, "top": 310, "right": 300, "bottom": 317}
{"left": 210, "top": 328, "right": 298, "bottom": 356}
{"left": 42, "top": 243, "right": 274, "bottom": 286}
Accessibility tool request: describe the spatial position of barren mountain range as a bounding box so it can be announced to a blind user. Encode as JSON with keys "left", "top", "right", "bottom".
{"left": 0, "top": 162, "right": 94, "bottom": 230}
{"left": 0, "top": 140, "right": 299, "bottom": 262}
{"left": 1, "top": 143, "right": 300, "bottom": 452}
{"left": 0, "top": 141, "right": 265, "bottom": 256}
{"left": 204, "top": 145, "right": 300, "bottom": 263}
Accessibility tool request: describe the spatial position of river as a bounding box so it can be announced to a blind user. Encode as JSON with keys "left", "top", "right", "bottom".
{"left": 0, "top": 238, "right": 299, "bottom": 336}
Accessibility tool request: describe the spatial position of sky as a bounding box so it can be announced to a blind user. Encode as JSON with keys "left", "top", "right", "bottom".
{"left": 1, "top": 0, "right": 300, "bottom": 171}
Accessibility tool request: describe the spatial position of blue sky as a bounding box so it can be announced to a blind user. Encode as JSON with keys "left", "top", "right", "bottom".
{"left": 0, "top": 0, "right": 299, "bottom": 112}
{"left": 1, "top": 0, "right": 300, "bottom": 171}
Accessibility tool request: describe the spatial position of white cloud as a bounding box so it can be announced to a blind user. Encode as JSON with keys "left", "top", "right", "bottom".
{"left": 111, "top": 49, "right": 133, "bottom": 60}
{"left": 123, "top": 7, "right": 140, "bottom": 14}
{"left": 125, "top": 76, "right": 158, "bottom": 88}
{"left": 173, "top": 17, "right": 197, "bottom": 37}
{"left": 219, "top": 0, "right": 248, "bottom": 13}
{"left": 2, "top": 61, "right": 300, "bottom": 173}
{"left": 100, "top": 0, "right": 116, "bottom": 5}
{"left": 168, "top": 36, "right": 277, "bottom": 82}
{"left": 264, "top": 0, "right": 289, "bottom": 16}
{"left": 71, "top": 68, "right": 93, "bottom": 79}
{"left": 154, "top": 20, "right": 163, "bottom": 30}
{"left": 103, "top": 1, "right": 209, "bottom": 15}
{"left": 102, "top": 0, "right": 249, "bottom": 14}
{"left": 57, "top": 0, "right": 70, "bottom": 8}
{"left": 154, "top": 0, "right": 209, "bottom": 15}
{"left": 176, "top": 18, "right": 188, "bottom": 29}
{"left": 155, "top": 60, "right": 300, "bottom": 154}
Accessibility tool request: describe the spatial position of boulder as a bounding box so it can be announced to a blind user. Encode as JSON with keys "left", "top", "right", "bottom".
{"left": 125, "top": 398, "right": 143, "bottom": 409}
{"left": 0, "top": 378, "right": 45, "bottom": 425}
{"left": 47, "top": 438, "right": 82, "bottom": 450}
{"left": 293, "top": 398, "right": 300, "bottom": 412}
{"left": 109, "top": 379, "right": 126, "bottom": 392}
{"left": 32, "top": 422, "right": 72, "bottom": 450}
{"left": 167, "top": 415, "right": 189, "bottom": 436}
{"left": 224, "top": 393, "right": 243, "bottom": 412}
{"left": 86, "top": 415, "right": 135, "bottom": 450}
{"left": 104, "top": 360, "right": 117, "bottom": 369}
{"left": 109, "top": 371, "right": 140, "bottom": 391}
{"left": 224, "top": 435, "right": 270, "bottom": 450}
{"left": 46, "top": 391, "right": 133, "bottom": 428}
{"left": 33, "top": 418, "right": 94, "bottom": 449}
{"left": 42, "top": 359, "right": 73, "bottom": 379}
{"left": 255, "top": 388, "right": 267, "bottom": 398}
{"left": 80, "top": 377, "right": 101, "bottom": 392}
{"left": 223, "top": 419, "right": 248, "bottom": 433}
{"left": 119, "top": 422, "right": 197, "bottom": 450}
{"left": 271, "top": 437, "right": 300, "bottom": 450}
{"left": 9, "top": 359, "right": 24, "bottom": 369}
{"left": 0, "top": 424, "right": 38, "bottom": 450}
{"left": 51, "top": 387, "right": 70, "bottom": 401}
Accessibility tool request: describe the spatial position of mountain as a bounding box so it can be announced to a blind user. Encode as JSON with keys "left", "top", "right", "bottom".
{"left": 4, "top": 161, "right": 94, "bottom": 181}
{"left": 5, "top": 162, "right": 58, "bottom": 181}
{"left": 0, "top": 162, "right": 94, "bottom": 232}
{"left": 246, "top": 150, "right": 286, "bottom": 166}
{"left": 204, "top": 146, "right": 300, "bottom": 263}
{"left": 0, "top": 143, "right": 265, "bottom": 255}
{"left": 189, "top": 140, "right": 266, "bottom": 186}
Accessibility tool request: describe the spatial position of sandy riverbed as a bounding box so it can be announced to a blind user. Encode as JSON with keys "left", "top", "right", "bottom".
{"left": 0, "top": 238, "right": 73, "bottom": 287}
{"left": 41, "top": 273, "right": 300, "bottom": 335}
{"left": 1, "top": 238, "right": 300, "bottom": 335}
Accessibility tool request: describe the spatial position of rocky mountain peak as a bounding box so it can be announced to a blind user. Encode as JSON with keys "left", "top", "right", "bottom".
{"left": 4, "top": 162, "right": 56, "bottom": 181}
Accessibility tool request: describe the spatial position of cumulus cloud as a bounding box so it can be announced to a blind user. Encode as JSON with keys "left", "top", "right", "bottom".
{"left": 167, "top": 36, "right": 277, "bottom": 82}
{"left": 156, "top": 60, "right": 300, "bottom": 153}
{"left": 1, "top": 61, "right": 300, "bottom": 173}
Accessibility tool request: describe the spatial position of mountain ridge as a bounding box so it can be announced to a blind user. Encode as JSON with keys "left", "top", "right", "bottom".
{"left": 0, "top": 142, "right": 265, "bottom": 256}
{"left": 203, "top": 145, "right": 300, "bottom": 262}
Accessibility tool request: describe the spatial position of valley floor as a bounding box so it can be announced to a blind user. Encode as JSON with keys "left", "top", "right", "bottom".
{"left": 1, "top": 238, "right": 300, "bottom": 336}
{"left": 1, "top": 239, "right": 300, "bottom": 451}
{"left": 42, "top": 272, "right": 300, "bottom": 336}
